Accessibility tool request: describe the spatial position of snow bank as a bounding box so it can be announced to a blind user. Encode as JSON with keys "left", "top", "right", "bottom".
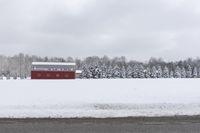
{"left": 0, "top": 79, "right": 200, "bottom": 118}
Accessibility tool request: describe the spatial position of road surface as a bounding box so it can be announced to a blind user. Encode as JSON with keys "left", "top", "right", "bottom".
{"left": 0, "top": 116, "right": 200, "bottom": 133}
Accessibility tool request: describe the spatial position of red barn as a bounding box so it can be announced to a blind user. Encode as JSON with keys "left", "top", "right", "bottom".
{"left": 31, "top": 62, "right": 76, "bottom": 79}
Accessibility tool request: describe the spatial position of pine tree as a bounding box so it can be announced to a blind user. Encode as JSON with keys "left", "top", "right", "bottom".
{"left": 95, "top": 66, "right": 101, "bottom": 78}
{"left": 198, "top": 67, "right": 200, "bottom": 78}
{"left": 174, "top": 66, "right": 181, "bottom": 78}
{"left": 193, "top": 67, "right": 198, "bottom": 78}
{"left": 132, "top": 65, "right": 139, "bottom": 78}
{"left": 170, "top": 70, "right": 174, "bottom": 78}
{"left": 145, "top": 67, "right": 151, "bottom": 78}
{"left": 106, "top": 65, "right": 113, "bottom": 78}
{"left": 151, "top": 66, "right": 157, "bottom": 78}
{"left": 157, "top": 66, "right": 162, "bottom": 78}
{"left": 100, "top": 64, "right": 107, "bottom": 78}
{"left": 138, "top": 64, "right": 145, "bottom": 78}
{"left": 186, "top": 65, "right": 192, "bottom": 78}
{"left": 81, "top": 65, "right": 92, "bottom": 79}
{"left": 163, "top": 66, "right": 169, "bottom": 78}
{"left": 90, "top": 66, "right": 97, "bottom": 78}
{"left": 121, "top": 66, "right": 126, "bottom": 78}
{"left": 113, "top": 65, "right": 120, "bottom": 78}
{"left": 126, "top": 65, "right": 133, "bottom": 78}
{"left": 181, "top": 67, "right": 186, "bottom": 78}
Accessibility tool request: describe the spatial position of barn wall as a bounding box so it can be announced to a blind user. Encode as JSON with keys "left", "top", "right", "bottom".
{"left": 31, "top": 71, "right": 75, "bottom": 79}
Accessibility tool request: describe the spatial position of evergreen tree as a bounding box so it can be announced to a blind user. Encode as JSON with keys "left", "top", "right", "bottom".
{"left": 126, "top": 65, "right": 133, "bottom": 78}
{"left": 186, "top": 65, "right": 192, "bottom": 78}
{"left": 145, "top": 67, "right": 151, "bottom": 78}
{"left": 95, "top": 66, "right": 101, "bottom": 78}
{"left": 113, "top": 65, "right": 120, "bottom": 78}
{"left": 174, "top": 66, "right": 181, "bottom": 78}
{"left": 157, "top": 66, "right": 162, "bottom": 78}
{"left": 198, "top": 67, "right": 200, "bottom": 78}
{"left": 151, "top": 66, "right": 157, "bottom": 78}
{"left": 100, "top": 64, "right": 107, "bottom": 78}
{"left": 121, "top": 66, "right": 126, "bottom": 78}
{"left": 181, "top": 67, "right": 186, "bottom": 78}
{"left": 106, "top": 65, "right": 113, "bottom": 78}
{"left": 132, "top": 65, "right": 139, "bottom": 78}
{"left": 170, "top": 70, "right": 174, "bottom": 78}
{"left": 163, "top": 66, "right": 169, "bottom": 78}
{"left": 81, "top": 66, "right": 92, "bottom": 79}
{"left": 89, "top": 66, "right": 96, "bottom": 78}
{"left": 1, "top": 54, "right": 200, "bottom": 79}
{"left": 193, "top": 67, "right": 198, "bottom": 78}
{"left": 138, "top": 64, "right": 145, "bottom": 78}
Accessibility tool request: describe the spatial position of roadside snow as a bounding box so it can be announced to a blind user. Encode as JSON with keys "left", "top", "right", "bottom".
{"left": 0, "top": 79, "right": 200, "bottom": 118}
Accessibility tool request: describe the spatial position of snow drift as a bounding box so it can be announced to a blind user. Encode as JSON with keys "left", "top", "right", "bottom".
{"left": 0, "top": 79, "right": 200, "bottom": 118}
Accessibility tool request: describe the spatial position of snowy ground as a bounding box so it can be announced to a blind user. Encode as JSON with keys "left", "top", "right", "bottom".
{"left": 0, "top": 79, "right": 200, "bottom": 118}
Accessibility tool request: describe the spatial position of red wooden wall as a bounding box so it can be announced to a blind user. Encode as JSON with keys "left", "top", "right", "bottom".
{"left": 31, "top": 71, "right": 75, "bottom": 79}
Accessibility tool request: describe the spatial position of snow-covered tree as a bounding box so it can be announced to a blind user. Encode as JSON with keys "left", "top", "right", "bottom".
{"left": 186, "top": 65, "right": 192, "bottom": 78}
{"left": 163, "top": 66, "right": 169, "bottom": 78}
{"left": 121, "top": 66, "right": 126, "bottom": 78}
{"left": 138, "top": 64, "right": 145, "bottom": 78}
{"left": 193, "top": 67, "right": 198, "bottom": 78}
{"left": 156, "top": 66, "right": 162, "bottom": 78}
{"left": 170, "top": 70, "right": 174, "bottom": 78}
{"left": 181, "top": 67, "right": 186, "bottom": 78}
{"left": 88, "top": 65, "right": 101, "bottom": 79}
{"left": 100, "top": 64, "right": 107, "bottom": 78}
{"left": 132, "top": 65, "right": 139, "bottom": 78}
{"left": 1, "top": 53, "right": 200, "bottom": 79}
{"left": 174, "top": 66, "right": 181, "bottom": 78}
{"left": 198, "top": 67, "right": 200, "bottom": 78}
{"left": 106, "top": 65, "right": 113, "bottom": 78}
{"left": 81, "top": 65, "right": 92, "bottom": 79}
{"left": 145, "top": 67, "right": 151, "bottom": 78}
{"left": 112, "top": 65, "right": 121, "bottom": 78}
{"left": 126, "top": 65, "right": 133, "bottom": 78}
{"left": 151, "top": 66, "right": 157, "bottom": 78}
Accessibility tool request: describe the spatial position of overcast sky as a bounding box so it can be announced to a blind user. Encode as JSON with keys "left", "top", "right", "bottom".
{"left": 0, "top": 0, "right": 200, "bottom": 61}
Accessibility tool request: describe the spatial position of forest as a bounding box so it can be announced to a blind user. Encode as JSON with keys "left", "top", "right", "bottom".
{"left": 0, "top": 53, "right": 200, "bottom": 79}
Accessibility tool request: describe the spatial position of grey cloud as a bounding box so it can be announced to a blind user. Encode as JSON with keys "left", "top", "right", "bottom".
{"left": 0, "top": 0, "right": 200, "bottom": 61}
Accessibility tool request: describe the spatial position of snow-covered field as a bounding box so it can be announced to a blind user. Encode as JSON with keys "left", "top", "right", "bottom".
{"left": 0, "top": 79, "right": 200, "bottom": 118}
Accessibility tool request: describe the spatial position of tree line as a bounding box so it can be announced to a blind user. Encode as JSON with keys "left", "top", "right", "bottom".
{"left": 0, "top": 53, "right": 200, "bottom": 79}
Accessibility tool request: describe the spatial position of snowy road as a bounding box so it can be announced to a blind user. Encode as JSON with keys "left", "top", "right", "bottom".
{"left": 0, "top": 116, "right": 200, "bottom": 133}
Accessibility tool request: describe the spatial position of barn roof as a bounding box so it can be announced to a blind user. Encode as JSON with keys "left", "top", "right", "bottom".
{"left": 32, "top": 62, "right": 76, "bottom": 66}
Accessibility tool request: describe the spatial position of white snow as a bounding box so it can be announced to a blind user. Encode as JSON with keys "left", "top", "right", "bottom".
{"left": 32, "top": 62, "right": 76, "bottom": 66}
{"left": 0, "top": 79, "right": 200, "bottom": 118}
{"left": 75, "top": 70, "right": 82, "bottom": 73}
{"left": 2, "top": 76, "right": 7, "bottom": 80}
